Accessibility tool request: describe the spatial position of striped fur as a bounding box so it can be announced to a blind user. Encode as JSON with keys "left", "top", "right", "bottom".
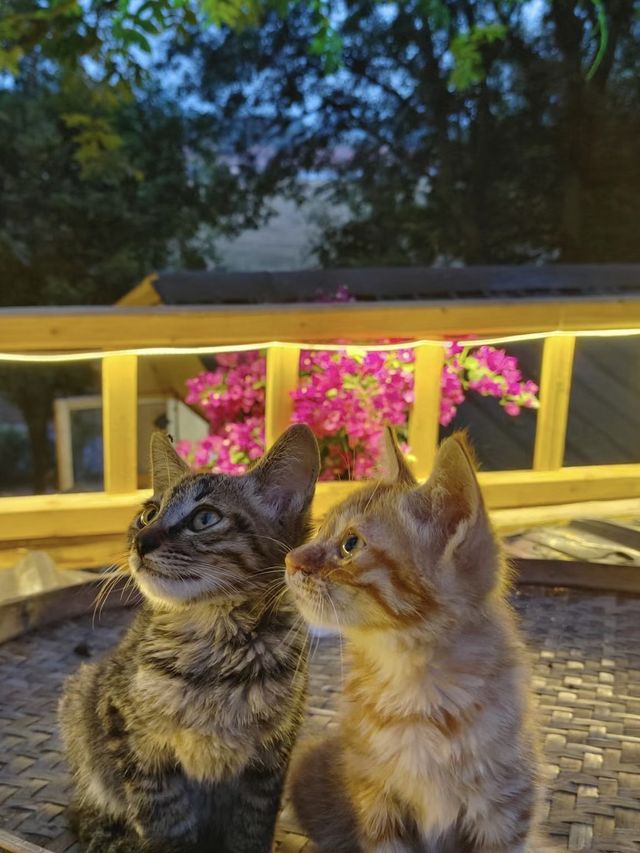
{"left": 59, "top": 425, "right": 319, "bottom": 853}
{"left": 286, "top": 430, "right": 543, "bottom": 853}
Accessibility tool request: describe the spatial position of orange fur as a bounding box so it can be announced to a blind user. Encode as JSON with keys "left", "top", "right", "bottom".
{"left": 286, "top": 431, "right": 543, "bottom": 853}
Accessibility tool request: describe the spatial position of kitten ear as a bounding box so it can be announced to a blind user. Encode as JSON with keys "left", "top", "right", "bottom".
{"left": 411, "top": 432, "right": 482, "bottom": 535}
{"left": 250, "top": 424, "right": 320, "bottom": 516}
{"left": 380, "top": 426, "right": 416, "bottom": 485}
{"left": 150, "top": 431, "right": 190, "bottom": 495}
{"left": 412, "top": 434, "right": 497, "bottom": 592}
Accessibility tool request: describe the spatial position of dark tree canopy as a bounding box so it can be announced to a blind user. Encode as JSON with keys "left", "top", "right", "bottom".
{"left": 0, "top": 65, "right": 272, "bottom": 306}
{"left": 0, "top": 0, "right": 639, "bottom": 308}
{"left": 0, "top": 0, "right": 322, "bottom": 307}
{"left": 183, "top": 0, "right": 640, "bottom": 266}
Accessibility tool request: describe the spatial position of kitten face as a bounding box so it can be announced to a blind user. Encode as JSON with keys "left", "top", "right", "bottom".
{"left": 285, "top": 431, "right": 499, "bottom": 633}
{"left": 285, "top": 481, "right": 436, "bottom": 630}
{"left": 130, "top": 426, "right": 319, "bottom": 607}
{"left": 129, "top": 474, "right": 272, "bottom": 605}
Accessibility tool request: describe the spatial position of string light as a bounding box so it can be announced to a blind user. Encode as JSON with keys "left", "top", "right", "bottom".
{"left": 0, "top": 327, "right": 639, "bottom": 363}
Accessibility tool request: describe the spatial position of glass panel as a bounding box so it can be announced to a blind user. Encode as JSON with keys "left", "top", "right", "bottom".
{"left": 438, "top": 341, "right": 542, "bottom": 471}
{"left": 69, "top": 406, "right": 103, "bottom": 491}
{"left": 0, "top": 360, "right": 102, "bottom": 495}
{"left": 137, "top": 354, "right": 240, "bottom": 487}
{"left": 564, "top": 337, "right": 640, "bottom": 466}
{"left": 0, "top": 394, "right": 33, "bottom": 497}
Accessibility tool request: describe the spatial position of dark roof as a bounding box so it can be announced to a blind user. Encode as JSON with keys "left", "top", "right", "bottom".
{"left": 152, "top": 264, "right": 640, "bottom": 305}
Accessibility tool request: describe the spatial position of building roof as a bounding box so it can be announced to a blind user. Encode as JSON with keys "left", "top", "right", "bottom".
{"left": 126, "top": 264, "right": 640, "bottom": 305}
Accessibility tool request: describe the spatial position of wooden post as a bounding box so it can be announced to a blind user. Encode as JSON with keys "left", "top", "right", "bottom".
{"left": 265, "top": 345, "right": 300, "bottom": 449}
{"left": 102, "top": 354, "right": 138, "bottom": 493}
{"left": 408, "top": 343, "right": 445, "bottom": 480}
{"left": 53, "top": 398, "right": 74, "bottom": 491}
{"left": 533, "top": 334, "right": 576, "bottom": 471}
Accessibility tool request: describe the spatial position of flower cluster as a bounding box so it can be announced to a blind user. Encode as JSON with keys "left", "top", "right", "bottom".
{"left": 314, "top": 284, "right": 355, "bottom": 303}
{"left": 440, "top": 343, "right": 539, "bottom": 426}
{"left": 175, "top": 417, "right": 264, "bottom": 475}
{"left": 176, "top": 335, "right": 538, "bottom": 479}
{"left": 184, "top": 351, "right": 265, "bottom": 426}
{"left": 290, "top": 348, "right": 415, "bottom": 480}
{"left": 177, "top": 351, "right": 265, "bottom": 474}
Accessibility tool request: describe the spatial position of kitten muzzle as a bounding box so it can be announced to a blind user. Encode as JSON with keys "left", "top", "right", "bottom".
{"left": 285, "top": 543, "right": 326, "bottom": 576}
{"left": 136, "top": 524, "right": 166, "bottom": 558}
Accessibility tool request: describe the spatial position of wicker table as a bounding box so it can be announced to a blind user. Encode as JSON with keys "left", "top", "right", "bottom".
{"left": 1, "top": 586, "right": 639, "bottom": 852}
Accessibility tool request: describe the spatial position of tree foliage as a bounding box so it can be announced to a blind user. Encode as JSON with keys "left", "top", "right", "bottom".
{"left": 0, "top": 62, "right": 271, "bottom": 305}
{"left": 1, "top": 0, "right": 640, "bottom": 284}
{"left": 0, "top": 0, "right": 340, "bottom": 80}
{"left": 183, "top": 0, "right": 640, "bottom": 265}
{"left": 0, "top": 4, "right": 280, "bottom": 488}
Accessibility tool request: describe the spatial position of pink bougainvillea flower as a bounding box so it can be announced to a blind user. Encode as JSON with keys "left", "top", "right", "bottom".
{"left": 179, "top": 318, "right": 538, "bottom": 480}
{"left": 503, "top": 401, "right": 521, "bottom": 416}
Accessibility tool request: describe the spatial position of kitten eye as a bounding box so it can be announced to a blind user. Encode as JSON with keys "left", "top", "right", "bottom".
{"left": 341, "top": 532, "right": 362, "bottom": 558}
{"left": 139, "top": 505, "right": 158, "bottom": 527}
{"left": 188, "top": 508, "right": 222, "bottom": 532}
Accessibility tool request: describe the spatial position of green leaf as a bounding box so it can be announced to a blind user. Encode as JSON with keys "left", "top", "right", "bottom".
{"left": 449, "top": 23, "right": 507, "bottom": 90}
{"left": 117, "top": 27, "right": 152, "bottom": 52}
{"left": 0, "top": 46, "right": 23, "bottom": 74}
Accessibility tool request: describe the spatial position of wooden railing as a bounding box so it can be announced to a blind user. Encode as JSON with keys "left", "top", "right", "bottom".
{"left": 1, "top": 296, "right": 639, "bottom": 548}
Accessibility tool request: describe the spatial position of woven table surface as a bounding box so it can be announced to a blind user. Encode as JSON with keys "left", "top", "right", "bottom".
{"left": 0, "top": 585, "right": 639, "bottom": 852}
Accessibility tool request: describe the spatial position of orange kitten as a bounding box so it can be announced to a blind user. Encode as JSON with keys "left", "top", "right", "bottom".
{"left": 285, "top": 430, "right": 545, "bottom": 853}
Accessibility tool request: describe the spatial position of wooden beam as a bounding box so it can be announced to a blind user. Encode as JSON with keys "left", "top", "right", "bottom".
{"left": 4, "top": 497, "right": 640, "bottom": 571}
{"left": 0, "top": 534, "right": 127, "bottom": 570}
{"left": 102, "top": 355, "right": 139, "bottom": 493}
{"left": 490, "top": 497, "right": 640, "bottom": 533}
{"left": 533, "top": 335, "right": 576, "bottom": 470}
{"left": 513, "top": 559, "right": 640, "bottom": 596}
{"left": 309, "top": 464, "right": 640, "bottom": 519}
{"left": 478, "top": 464, "right": 640, "bottom": 508}
{"left": 408, "top": 343, "right": 444, "bottom": 479}
{"left": 0, "top": 467, "right": 639, "bottom": 545}
{"left": 0, "top": 491, "right": 150, "bottom": 541}
{"left": 264, "top": 345, "right": 300, "bottom": 448}
{"left": 1, "top": 297, "right": 640, "bottom": 352}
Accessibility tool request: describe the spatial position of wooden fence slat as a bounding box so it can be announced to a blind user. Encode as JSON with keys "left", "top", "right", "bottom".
{"left": 265, "top": 345, "right": 300, "bottom": 449}
{"left": 102, "top": 354, "right": 138, "bottom": 493}
{"left": 533, "top": 335, "right": 576, "bottom": 471}
{"left": 408, "top": 343, "right": 444, "bottom": 480}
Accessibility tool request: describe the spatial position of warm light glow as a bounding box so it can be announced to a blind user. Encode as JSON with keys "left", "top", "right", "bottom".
{"left": 1, "top": 328, "right": 640, "bottom": 363}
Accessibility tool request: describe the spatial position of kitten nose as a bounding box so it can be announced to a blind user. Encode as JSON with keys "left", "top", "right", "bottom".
{"left": 136, "top": 526, "right": 164, "bottom": 557}
{"left": 285, "top": 545, "right": 321, "bottom": 575}
{"left": 285, "top": 552, "right": 312, "bottom": 575}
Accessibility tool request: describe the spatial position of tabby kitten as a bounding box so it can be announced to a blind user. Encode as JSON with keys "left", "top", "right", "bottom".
{"left": 286, "top": 430, "right": 543, "bottom": 853}
{"left": 59, "top": 425, "right": 319, "bottom": 853}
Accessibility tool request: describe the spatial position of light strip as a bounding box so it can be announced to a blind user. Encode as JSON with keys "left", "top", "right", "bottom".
{"left": 1, "top": 328, "right": 640, "bottom": 363}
